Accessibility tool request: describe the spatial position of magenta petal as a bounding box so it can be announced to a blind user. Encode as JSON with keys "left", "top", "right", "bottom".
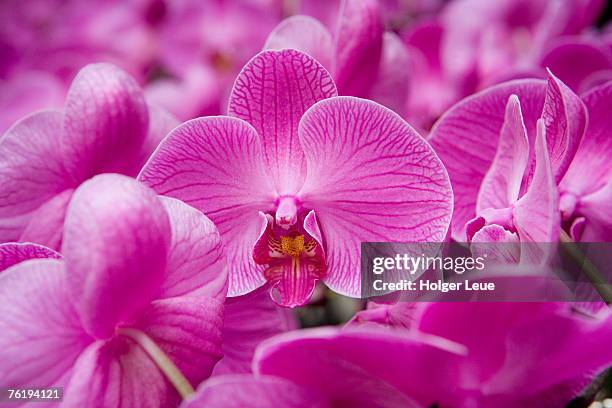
{"left": 514, "top": 120, "right": 560, "bottom": 254}
{"left": 264, "top": 15, "right": 335, "bottom": 73}
{"left": 429, "top": 79, "right": 546, "bottom": 240}
{"left": 540, "top": 70, "right": 587, "bottom": 183}
{"left": 477, "top": 95, "right": 529, "bottom": 211}
{"left": 132, "top": 297, "right": 224, "bottom": 388}
{"left": 0, "top": 259, "right": 90, "bottom": 388}
{"left": 0, "top": 242, "right": 60, "bottom": 272}
{"left": 369, "top": 32, "right": 411, "bottom": 115}
{"left": 63, "top": 338, "right": 175, "bottom": 408}
{"left": 561, "top": 80, "right": 612, "bottom": 197}
{"left": 416, "top": 302, "right": 565, "bottom": 390}
{"left": 19, "top": 188, "right": 74, "bottom": 251}
{"left": 578, "top": 181, "right": 612, "bottom": 241}
{"left": 61, "top": 63, "right": 149, "bottom": 178}
{"left": 139, "top": 116, "right": 274, "bottom": 296}
{"left": 299, "top": 97, "right": 453, "bottom": 297}
{"left": 540, "top": 38, "right": 612, "bottom": 93}
{"left": 471, "top": 225, "right": 520, "bottom": 264}
{"left": 0, "top": 110, "right": 70, "bottom": 241}
{"left": 159, "top": 196, "right": 227, "bottom": 300}
{"left": 63, "top": 174, "right": 171, "bottom": 339}
{"left": 182, "top": 375, "right": 329, "bottom": 408}
{"left": 485, "top": 310, "right": 612, "bottom": 406}
{"left": 228, "top": 49, "right": 337, "bottom": 194}
{"left": 212, "top": 286, "right": 297, "bottom": 376}
{"left": 334, "top": 0, "right": 383, "bottom": 97}
{"left": 255, "top": 327, "right": 466, "bottom": 407}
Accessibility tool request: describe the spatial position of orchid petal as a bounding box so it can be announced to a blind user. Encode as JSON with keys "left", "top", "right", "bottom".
{"left": 158, "top": 196, "right": 227, "bottom": 300}
{"left": 334, "top": 0, "right": 383, "bottom": 97}
{"left": 416, "top": 302, "right": 566, "bottom": 389}
{"left": 264, "top": 15, "right": 335, "bottom": 73}
{"left": 578, "top": 181, "right": 612, "bottom": 242}
{"left": 514, "top": 120, "right": 559, "bottom": 261}
{"left": 540, "top": 70, "right": 587, "bottom": 183}
{"left": 255, "top": 327, "right": 466, "bottom": 408}
{"left": 183, "top": 375, "right": 329, "bottom": 408}
{"left": 485, "top": 310, "right": 612, "bottom": 406}
{"left": 212, "top": 286, "right": 297, "bottom": 376}
{"left": 470, "top": 225, "right": 521, "bottom": 264}
{"left": 428, "top": 79, "right": 546, "bottom": 240}
{"left": 0, "top": 242, "right": 60, "bottom": 272}
{"left": 139, "top": 116, "right": 274, "bottom": 297}
{"left": 561, "top": 80, "right": 612, "bottom": 197}
{"left": 0, "top": 110, "right": 70, "bottom": 241}
{"left": 63, "top": 174, "right": 171, "bottom": 339}
{"left": 477, "top": 95, "right": 529, "bottom": 211}
{"left": 228, "top": 49, "right": 337, "bottom": 194}
{"left": 19, "top": 188, "right": 74, "bottom": 251}
{"left": 61, "top": 63, "right": 149, "bottom": 178}
{"left": 541, "top": 38, "right": 612, "bottom": 93}
{"left": 369, "top": 32, "right": 411, "bottom": 115}
{"left": 63, "top": 337, "right": 175, "bottom": 408}
{"left": 0, "top": 259, "right": 90, "bottom": 389}
{"left": 132, "top": 297, "right": 224, "bottom": 388}
{"left": 299, "top": 97, "right": 453, "bottom": 297}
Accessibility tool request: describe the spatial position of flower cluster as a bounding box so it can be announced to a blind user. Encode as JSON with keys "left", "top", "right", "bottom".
{"left": 0, "top": 0, "right": 611, "bottom": 407}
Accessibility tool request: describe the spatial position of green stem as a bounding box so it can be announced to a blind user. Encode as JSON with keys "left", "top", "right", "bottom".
{"left": 117, "top": 328, "right": 195, "bottom": 399}
{"left": 559, "top": 230, "right": 612, "bottom": 304}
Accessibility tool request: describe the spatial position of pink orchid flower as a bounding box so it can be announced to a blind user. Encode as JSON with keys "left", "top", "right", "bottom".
{"left": 428, "top": 71, "right": 587, "bottom": 243}
{"left": 183, "top": 305, "right": 612, "bottom": 407}
{"left": 559, "top": 80, "right": 612, "bottom": 241}
{"left": 0, "top": 174, "right": 227, "bottom": 407}
{"left": 0, "top": 63, "right": 177, "bottom": 249}
{"left": 139, "top": 49, "right": 453, "bottom": 308}
{"left": 0, "top": 209, "right": 296, "bottom": 385}
{"left": 350, "top": 302, "right": 612, "bottom": 407}
{"left": 539, "top": 35, "right": 612, "bottom": 94}
{"left": 264, "top": 0, "right": 410, "bottom": 115}
{"left": 183, "top": 327, "right": 468, "bottom": 408}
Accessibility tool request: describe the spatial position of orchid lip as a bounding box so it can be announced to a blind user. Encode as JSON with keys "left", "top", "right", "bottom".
{"left": 253, "top": 209, "right": 327, "bottom": 308}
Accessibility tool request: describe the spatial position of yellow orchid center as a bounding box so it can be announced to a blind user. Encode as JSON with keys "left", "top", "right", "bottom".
{"left": 280, "top": 235, "right": 305, "bottom": 257}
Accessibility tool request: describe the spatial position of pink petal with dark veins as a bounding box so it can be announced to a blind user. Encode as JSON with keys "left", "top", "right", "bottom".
{"left": 0, "top": 242, "right": 60, "bottom": 272}
{"left": 139, "top": 116, "right": 275, "bottom": 296}
{"left": 228, "top": 49, "right": 337, "bottom": 195}
{"left": 299, "top": 97, "right": 452, "bottom": 297}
